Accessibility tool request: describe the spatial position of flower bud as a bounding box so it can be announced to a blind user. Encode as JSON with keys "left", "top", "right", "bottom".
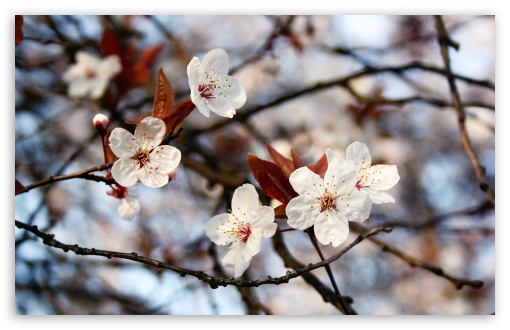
{"left": 93, "top": 114, "right": 110, "bottom": 136}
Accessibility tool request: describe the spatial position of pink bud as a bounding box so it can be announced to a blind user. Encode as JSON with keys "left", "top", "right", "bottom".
{"left": 93, "top": 114, "right": 110, "bottom": 136}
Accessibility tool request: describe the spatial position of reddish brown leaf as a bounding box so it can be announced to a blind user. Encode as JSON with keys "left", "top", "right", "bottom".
{"left": 248, "top": 153, "right": 297, "bottom": 204}
{"left": 152, "top": 68, "right": 174, "bottom": 120}
{"left": 15, "top": 179, "right": 25, "bottom": 195}
{"left": 15, "top": 15, "right": 23, "bottom": 46}
{"left": 308, "top": 153, "right": 328, "bottom": 177}
{"left": 125, "top": 111, "right": 151, "bottom": 126}
{"left": 290, "top": 149, "right": 305, "bottom": 169}
{"left": 274, "top": 203, "right": 288, "bottom": 219}
{"left": 136, "top": 44, "right": 165, "bottom": 73}
{"left": 266, "top": 143, "right": 295, "bottom": 177}
{"left": 163, "top": 98, "right": 195, "bottom": 133}
{"left": 101, "top": 28, "right": 127, "bottom": 65}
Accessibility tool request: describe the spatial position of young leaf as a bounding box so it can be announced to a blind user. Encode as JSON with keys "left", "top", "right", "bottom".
{"left": 247, "top": 153, "right": 297, "bottom": 203}
{"left": 265, "top": 143, "right": 295, "bottom": 178}
{"left": 163, "top": 98, "right": 195, "bottom": 134}
{"left": 274, "top": 203, "right": 288, "bottom": 219}
{"left": 15, "top": 179, "right": 25, "bottom": 195}
{"left": 290, "top": 148, "right": 305, "bottom": 169}
{"left": 15, "top": 15, "right": 23, "bottom": 46}
{"left": 308, "top": 153, "right": 328, "bottom": 177}
{"left": 152, "top": 68, "right": 174, "bottom": 120}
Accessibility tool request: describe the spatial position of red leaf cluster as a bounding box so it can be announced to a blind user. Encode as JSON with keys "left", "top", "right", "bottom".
{"left": 15, "top": 15, "right": 23, "bottom": 46}
{"left": 125, "top": 69, "right": 195, "bottom": 135}
{"left": 101, "top": 28, "right": 164, "bottom": 98}
{"left": 248, "top": 143, "right": 328, "bottom": 219}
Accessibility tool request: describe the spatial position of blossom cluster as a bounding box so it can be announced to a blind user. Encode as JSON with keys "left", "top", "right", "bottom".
{"left": 82, "top": 46, "right": 399, "bottom": 278}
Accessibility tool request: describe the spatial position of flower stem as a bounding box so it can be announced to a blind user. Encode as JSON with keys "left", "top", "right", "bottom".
{"left": 276, "top": 228, "right": 296, "bottom": 234}
{"left": 305, "top": 229, "right": 353, "bottom": 315}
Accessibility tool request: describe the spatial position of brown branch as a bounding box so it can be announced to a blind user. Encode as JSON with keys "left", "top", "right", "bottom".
{"left": 351, "top": 223, "right": 484, "bottom": 290}
{"left": 19, "top": 162, "right": 115, "bottom": 195}
{"left": 14, "top": 219, "right": 386, "bottom": 293}
{"left": 434, "top": 15, "right": 495, "bottom": 206}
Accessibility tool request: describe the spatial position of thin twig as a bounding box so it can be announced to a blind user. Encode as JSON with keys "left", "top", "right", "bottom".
{"left": 434, "top": 15, "right": 495, "bottom": 206}
{"left": 19, "top": 162, "right": 115, "bottom": 195}
{"left": 351, "top": 223, "right": 484, "bottom": 290}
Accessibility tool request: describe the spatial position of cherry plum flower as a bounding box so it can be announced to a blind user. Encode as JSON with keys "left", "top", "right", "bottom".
{"left": 187, "top": 48, "right": 247, "bottom": 118}
{"left": 107, "top": 184, "right": 140, "bottom": 221}
{"left": 63, "top": 51, "right": 121, "bottom": 100}
{"left": 205, "top": 184, "right": 277, "bottom": 277}
{"left": 286, "top": 158, "right": 372, "bottom": 247}
{"left": 326, "top": 142, "right": 400, "bottom": 204}
{"left": 108, "top": 117, "right": 181, "bottom": 188}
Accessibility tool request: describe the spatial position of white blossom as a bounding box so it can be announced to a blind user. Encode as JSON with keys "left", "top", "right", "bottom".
{"left": 286, "top": 158, "right": 372, "bottom": 247}
{"left": 63, "top": 51, "right": 122, "bottom": 99}
{"left": 109, "top": 117, "right": 181, "bottom": 188}
{"left": 327, "top": 142, "right": 400, "bottom": 204}
{"left": 187, "top": 48, "right": 246, "bottom": 118}
{"left": 205, "top": 184, "right": 277, "bottom": 277}
{"left": 108, "top": 184, "right": 140, "bottom": 221}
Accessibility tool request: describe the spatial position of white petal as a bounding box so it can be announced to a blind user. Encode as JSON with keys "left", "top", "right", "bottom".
{"left": 337, "top": 189, "right": 372, "bottom": 222}
{"left": 362, "top": 187, "right": 395, "bottom": 204}
{"left": 231, "top": 184, "right": 260, "bottom": 218}
{"left": 286, "top": 195, "right": 320, "bottom": 230}
{"left": 76, "top": 51, "right": 99, "bottom": 67}
{"left": 98, "top": 55, "right": 122, "bottom": 77}
{"left": 138, "top": 164, "right": 169, "bottom": 188}
{"left": 323, "top": 158, "right": 358, "bottom": 197}
{"left": 289, "top": 166, "right": 324, "bottom": 197}
{"left": 314, "top": 211, "right": 349, "bottom": 247}
{"left": 361, "top": 165, "right": 400, "bottom": 190}
{"left": 346, "top": 141, "right": 372, "bottom": 173}
{"left": 206, "top": 101, "right": 236, "bottom": 118}
{"left": 109, "top": 128, "right": 137, "bottom": 159}
{"left": 134, "top": 117, "right": 166, "bottom": 151}
{"left": 111, "top": 159, "right": 139, "bottom": 187}
{"left": 89, "top": 78, "right": 109, "bottom": 99}
{"left": 325, "top": 148, "right": 337, "bottom": 164}
{"left": 201, "top": 48, "right": 230, "bottom": 75}
{"left": 67, "top": 80, "right": 92, "bottom": 98}
{"left": 118, "top": 196, "right": 140, "bottom": 221}
{"left": 249, "top": 206, "right": 277, "bottom": 237}
{"left": 222, "top": 234, "right": 261, "bottom": 278}
{"left": 191, "top": 93, "right": 211, "bottom": 117}
{"left": 205, "top": 213, "right": 234, "bottom": 246}
{"left": 187, "top": 56, "right": 204, "bottom": 89}
{"left": 148, "top": 145, "right": 181, "bottom": 174}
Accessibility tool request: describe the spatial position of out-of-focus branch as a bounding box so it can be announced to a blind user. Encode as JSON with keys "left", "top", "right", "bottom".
{"left": 19, "top": 162, "right": 114, "bottom": 195}
{"left": 434, "top": 15, "right": 495, "bottom": 206}
{"left": 190, "top": 61, "right": 495, "bottom": 136}
{"left": 351, "top": 223, "right": 484, "bottom": 290}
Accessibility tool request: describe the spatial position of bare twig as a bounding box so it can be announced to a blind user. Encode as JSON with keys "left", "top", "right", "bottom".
{"left": 19, "top": 162, "right": 115, "bottom": 195}
{"left": 351, "top": 223, "right": 484, "bottom": 290}
{"left": 434, "top": 15, "right": 495, "bottom": 206}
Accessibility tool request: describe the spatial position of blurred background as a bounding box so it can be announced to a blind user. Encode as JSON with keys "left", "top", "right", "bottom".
{"left": 14, "top": 15, "right": 495, "bottom": 315}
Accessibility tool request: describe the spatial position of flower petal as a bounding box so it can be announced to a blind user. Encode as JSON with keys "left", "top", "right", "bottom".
{"left": 148, "top": 145, "right": 181, "bottom": 174}
{"left": 109, "top": 127, "right": 137, "bottom": 159}
{"left": 187, "top": 56, "right": 204, "bottom": 88}
{"left": 118, "top": 195, "right": 140, "bottom": 221}
{"left": 346, "top": 141, "right": 372, "bottom": 173}
{"left": 231, "top": 184, "right": 260, "bottom": 218}
{"left": 336, "top": 189, "right": 372, "bottom": 222}
{"left": 191, "top": 92, "right": 211, "bottom": 117}
{"left": 289, "top": 166, "right": 324, "bottom": 198}
{"left": 111, "top": 159, "right": 139, "bottom": 187}
{"left": 325, "top": 148, "right": 337, "bottom": 164}
{"left": 362, "top": 187, "right": 396, "bottom": 204}
{"left": 286, "top": 195, "right": 320, "bottom": 230}
{"left": 205, "top": 213, "right": 235, "bottom": 246}
{"left": 201, "top": 48, "right": 230, "bottom": 75}
{"left": 138, "top": 163, "right": 169, "bottom": 188}
{"left": 67, "top": 80, "right": 93, "bottom": 98}
{"left": 134, "top": 117, "right": 167, "bottom": 151}
{"left": 323, "top": 158, "right": 358, "bottom": 197}
{"left": 89, "top": 78, "right": 109, "bottom": 99}
{"left": 222, "top": 236, "right": 260, "bottom": 278}
{"left": 249, "top": 206, "right": 277, "bottom": 237}
{"left": 314, "top": 210, "right": 349, "bottom": 247}
{"left": 361, "top": 164, "right": 400, "bottom": 190}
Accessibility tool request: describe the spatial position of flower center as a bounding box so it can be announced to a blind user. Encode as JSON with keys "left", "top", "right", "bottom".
{"left": 86, "top": 69, "right": 96, "bottom": 79}
{"left": 132, "top": 148, "right": 150, "bottom": 169}
{"left": 238, "top": 224, "right": 252, "bottom": 243}
{"left": 319, "top": 192, "right": 337, "bottom": 212}
{"left": 198, "top": 70, "right": 232, "bottom": 100}
{"left": 198, "top": 84, "right": 214, "bottom": 99}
